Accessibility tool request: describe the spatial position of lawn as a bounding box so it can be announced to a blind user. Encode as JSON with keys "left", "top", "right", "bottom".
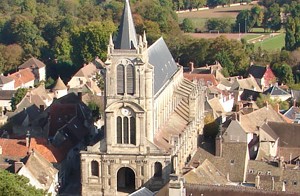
{"left": 178, "top": 4, "right": 254, "bottom": 31}
{"left": 254, "top": 33, "right": 285, "bottom": 51}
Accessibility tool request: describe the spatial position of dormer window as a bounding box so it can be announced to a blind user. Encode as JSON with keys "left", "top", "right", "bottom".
{"left": 249, "top": 169, "right": 254, "bottom": 174}
{"left": 267, "top": 171, "right": 271, "bottom": 175}
{"left": 293, "top": 181, "right": 297, "bottom": 185}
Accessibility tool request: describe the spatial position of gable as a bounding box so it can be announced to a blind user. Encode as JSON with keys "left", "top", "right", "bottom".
{"left": 223, "top": 120, "right": 247, "bottom": 142}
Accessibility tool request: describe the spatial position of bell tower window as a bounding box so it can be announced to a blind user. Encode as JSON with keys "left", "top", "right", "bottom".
{"left": 117, "top": 63, "right": 135, "bottom": 95}
{"left": 116, "top": 107, "right": 136, "bottom": 145}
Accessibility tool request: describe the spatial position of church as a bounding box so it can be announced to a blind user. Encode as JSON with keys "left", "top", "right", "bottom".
{"left": 80, "top": 0, "right": 206, "bottom": 195}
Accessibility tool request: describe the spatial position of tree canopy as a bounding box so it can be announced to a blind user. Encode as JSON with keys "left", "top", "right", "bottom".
{"left": 0, "top": 169, "right": 44, "bottom": 196}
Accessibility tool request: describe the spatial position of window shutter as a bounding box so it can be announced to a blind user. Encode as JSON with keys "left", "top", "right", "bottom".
{"left": 127, "top": 64, "right": 134, "bottom": 95}
{"left": 117, "top": 65, "right": 125, "bottom": 95}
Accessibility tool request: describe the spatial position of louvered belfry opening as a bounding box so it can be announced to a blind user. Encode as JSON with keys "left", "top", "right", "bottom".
{"left": 126, "top": 64, "right": 134, "bottom": 95}
{"left": 117, "top": 63, "right": 135, "bottom": 96}
{"left": 117, "top": 64, "right": 125, "bottom": 95}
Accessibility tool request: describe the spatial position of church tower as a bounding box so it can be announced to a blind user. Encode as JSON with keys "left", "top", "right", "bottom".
{"left": 104, "top": 0, "right": 153, "bottom": 155}
{"left": 80, "top": 0, "right": 205, "bottom": 195}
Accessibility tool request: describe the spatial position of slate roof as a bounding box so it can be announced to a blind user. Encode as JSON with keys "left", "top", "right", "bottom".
{"left": 0, "top": 75, "right": 13, "bottom": 85}
{"left": 284, "top": 106, "right": 300, "bottom": 121}
{"left": 115, "top": 0, "right": 137, "bottom": 49}
{"left": 247, "top": 65, "right": 267, "bottom": 79}
{"left": 18, "top": 57, "right": 46, "bottom": 69}
{"left": 291, "top": 90, "right": 300, "bottom": 102}
{"left": 240, "top": 89, "right": 260, "bottom": 101}
{"left": 264, "top": 86, "right": 290, "bottom": 96}
{"left": 0, "top": 90, "right": 16, "bottom": 100}
{"left": 7, "top": 68, "right": 35, "bottom": 88}
{"left": 246, "top": 160, "right": 282, "bottom": 183}
{"left": 148, "top": 37, "right": 179, "bottom": 95}
{"left": 129, "top": 187, "right": 154, "bottom": 196}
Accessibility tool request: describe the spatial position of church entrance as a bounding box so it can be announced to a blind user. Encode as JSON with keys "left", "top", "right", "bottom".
{"left": 117, "top": 167, "right": 135, "bottom": 193}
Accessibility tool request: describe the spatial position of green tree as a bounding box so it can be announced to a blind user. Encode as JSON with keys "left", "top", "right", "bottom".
{"left": 206, "top": 18, "right": 232, "bottom": 33}
{"left": 264, "top": 3, "right": 281, "bottom": 32}
{"left": 53, "top": 31, "right": 72, "bottom": 63}
{"left": 0, "top": 169, "right": 44, "bottom": 196}
{"left": 271, "top": 63, "right": 294, "bottom": 85}
{"left": 10, "top": 88, "right": 28, "bottom": 111}
{"left": 88, "top": 101, "right": 101, "bottom": 121}
{"left": 71, "top": 20, "right": 116, "bottom": 66}
{"left": 181, "top": 18, "right": 194, "bottom": 33}
{"left": 256, "top": 93, "right": 289, "bottom": 110}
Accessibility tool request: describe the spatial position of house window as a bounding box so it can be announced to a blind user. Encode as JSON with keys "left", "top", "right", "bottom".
{"left": 293, "top": 181, "right": 297, "bottom": 186}
{"left": 154, "top": 162, "right": 162, "bottom": 178}
{"left": 249, "top": 169, "right": 254, "bottom": 174}
{"left": 117, "top": 63, "right": 135, "bottom": 95}
{"left": 258, "top": 171, "right": 262, "bottom": 175}
{"left": 116, "top": 108, "right": 136, "bottom": 145}
{"left": 91, "top": 160, "right": 99, "bottom": 176}
{"left": 230, "top": 160, "right": 235, "bottom": 165}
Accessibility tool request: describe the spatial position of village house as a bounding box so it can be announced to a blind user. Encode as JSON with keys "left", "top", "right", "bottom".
{"left": 246, "top": 64, "right": 276, "bottom": 91}
{"left": 18, "top": 57, "right": 46, "bottom": 83}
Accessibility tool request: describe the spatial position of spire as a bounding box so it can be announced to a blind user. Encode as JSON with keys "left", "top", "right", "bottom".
{"left": 115, "top": 0, "right": 137, "bottom": 49}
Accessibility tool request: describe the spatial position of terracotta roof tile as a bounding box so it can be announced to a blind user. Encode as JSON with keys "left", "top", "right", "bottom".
{"left": 184, "top": 73, "right": 218, "bottom": 86}
{"left": 7, "top": 68, "right": 35, "bottom": 88}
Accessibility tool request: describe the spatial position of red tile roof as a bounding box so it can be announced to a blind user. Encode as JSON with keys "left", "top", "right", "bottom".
{"left": 0, "top": 138, "right": 72, "bottom": 163}
{"left": 184, "top": 73, "right": 218, "bottom": 86}
{"left": 7, "top": 68, "right": 35, "bottom": 88}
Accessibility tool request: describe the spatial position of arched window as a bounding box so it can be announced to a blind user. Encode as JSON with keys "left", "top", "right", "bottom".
{"left": 91, "top": 160, "right": 99, "bottom": 176}
{"left": 127, "top": 64, "right": 134, "bottom": 95}
{"left": 116, "top": 108, "right": 136, "bottom": 145}
{"left": 154, "top": 162, "right": 162, "bottom": 178}
{"left": 117, "top": 64, "right": 125, "bottom": 95}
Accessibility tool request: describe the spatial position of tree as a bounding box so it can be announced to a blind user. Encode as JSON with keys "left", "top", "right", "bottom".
{"left": 271, "top": 63, "right": 294, "bottom": 85}
{"left": 206, "top": 18, "right": 232, "bottom": 33}
{"left": 256, "top": 93, "right": 289, "bottom": 110}
{"left": 88, "top": 101, "right": 101, "bottom": 121}
{"left": 264, "top": 3, "right": 281, "bottom": 32}
{"left": 10, "top": 88, "right": 28, "bottom": 111}
{"left": 181, "top": 18, "right": 194, "bottom": 33}
{"left": 0, "top": 169, "right": 44, "bottom": 196}
{"left": 71, "top": 21, "right": 116, "bottom": 66}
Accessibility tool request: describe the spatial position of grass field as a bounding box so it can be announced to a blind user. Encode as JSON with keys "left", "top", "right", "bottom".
{"left": 243, "top": 34, "right": 262, "bottom": 41}
{"left": 178, "top": 4, "right": 254, "bottom": 31}
{"left": 254, "top": 33, "right": 285, "bottom": 51}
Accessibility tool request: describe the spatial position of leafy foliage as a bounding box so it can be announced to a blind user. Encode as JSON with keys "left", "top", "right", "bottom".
{"left": 0, "top": 169, "right": 44, "bottom": 196}
{"left": 181, "top": 18, "right": 194, "bottom": 32}
{"left": 88, "top": 101, "right": 101, "bottom": 121}
{"left": 256, "top": 94, "right": 289, "bottom": 111}
{"left": 10, "top": 88, "right": 28, "bottom": 111}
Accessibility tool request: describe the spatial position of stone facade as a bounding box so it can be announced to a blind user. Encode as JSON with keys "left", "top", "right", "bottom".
{"left": 80, "top": 1, "right": 205, "bottom": 195}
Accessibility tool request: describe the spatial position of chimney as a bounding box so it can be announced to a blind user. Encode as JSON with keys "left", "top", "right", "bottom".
{"left": 189, "top": 62, "right": 194, "bottom": 72}
{"left": 215, "top": 134, "right": 222, "bottom": 157}
{"left": 169, "top": 174, "right": 185, "bottom": 196}
{"left": 26, "top": 130, "right": 30, "bottom": 148}
{"left": 78, "top": 92, "right": 82, "bottom": 101}
{"left": 14, "top": 162, "right": 24, "bottom": 173}
{"left": 275, "top": 103, "right": 280, "bottom": 113}
{"left": 293, "top": 99, "right": 297, "bottom": 107}
{"left": 39, "top": 105, "right": 44, "bottom": 112}
{"left": 255, "top": 175, "right": 260, "bottom": 189}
